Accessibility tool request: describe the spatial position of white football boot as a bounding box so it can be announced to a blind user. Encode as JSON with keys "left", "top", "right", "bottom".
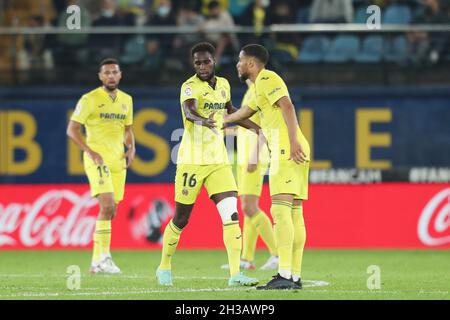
{"left": 259, "top": 255, "right": 279, "bottom": 270}
{"left": 221, "top": 259, "right": 256, "bottom": 270}
{"left": 90, "top": 254, "right": 121, "bottom": 274}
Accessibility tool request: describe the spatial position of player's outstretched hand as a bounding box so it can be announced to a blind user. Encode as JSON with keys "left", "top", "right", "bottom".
{"left": 203, "top": 112, "right": 218, "bottom": 134}
{"left": 289, "top": 140, "right": 307, "bottom": 164}
{"left": 124, "top": 146, "right": 136, "bottom": 168}
{"left": 87, "top": 149, "right": 104, "bottom": 165}
{"left": 223, "top": 113, "right": 231, "bottom": 124}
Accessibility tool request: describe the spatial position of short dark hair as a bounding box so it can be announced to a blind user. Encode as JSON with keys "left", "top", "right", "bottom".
{"left": 191, "top": 42, "right": 216, "bottom": 57}
{"left": 241, "top": 44, "right": 269, "bottom": 66}
{"left": 99, "top": 58, "right": 120, "bottom": 71}
{"left": 208, "top": 1, "right": 220, "bottom": 10}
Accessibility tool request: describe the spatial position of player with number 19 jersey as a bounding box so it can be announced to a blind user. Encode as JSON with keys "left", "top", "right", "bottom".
{"left": 71, "top": 87, "right": 133, "bottom": 203}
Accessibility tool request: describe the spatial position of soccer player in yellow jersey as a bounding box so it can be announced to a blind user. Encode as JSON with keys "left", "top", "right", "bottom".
{"left": 224, "top": 44, "right": 310, "bottom": 290}
{"left": 156, "top": 42, "right": 260, "bottom": 287}
{"left": 221, "top": 79, "right": 278, "bottom": 271}
{"left": 66, "top": 58, "right": 135, "bottom": 274}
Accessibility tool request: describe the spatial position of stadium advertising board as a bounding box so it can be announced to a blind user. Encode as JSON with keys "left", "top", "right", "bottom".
{"left": 1, "top": 87, "right": 449, "bottom": 183}
{"left": 1, "top": 184, "right": 449, "bottom": 249}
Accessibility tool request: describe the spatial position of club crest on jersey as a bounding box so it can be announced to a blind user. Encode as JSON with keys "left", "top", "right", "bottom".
{"left": 74, "top": 102, "right": 82, "bottom": 116}
{"left": 184, "top": 86, "right": 193, "bottom": 96}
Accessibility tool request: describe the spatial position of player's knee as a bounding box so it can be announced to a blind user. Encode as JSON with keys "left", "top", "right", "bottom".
{"left": 216, "top": 197, "right": 239, "bottom": 224}
{"left": 241, "top": 202, "right": 257, "bottom": 217}
{"left": 173, "top": 214, "right": 189, "bottom": 229}
{"left": 110, "top": 205, "right": 118, "bottom": 220}
{"left": 101, "top": 202, "right": 116, "bottom": 219}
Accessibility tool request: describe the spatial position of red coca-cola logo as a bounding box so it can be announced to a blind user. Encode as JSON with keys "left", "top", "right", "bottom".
{"left": 0, "top": 190, "right": 98, "bottom": 247}
{"left": 417, "top": 188, "right": 450, "bottom": 246}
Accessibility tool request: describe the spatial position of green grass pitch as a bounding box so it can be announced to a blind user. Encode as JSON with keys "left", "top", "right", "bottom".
{"left": 0, "top": 250, "right": 449, "bottom": 300}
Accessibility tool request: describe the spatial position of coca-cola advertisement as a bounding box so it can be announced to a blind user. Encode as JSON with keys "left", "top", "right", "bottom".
{"left": 0, "top": 184, "right": 449, "bottom": 249}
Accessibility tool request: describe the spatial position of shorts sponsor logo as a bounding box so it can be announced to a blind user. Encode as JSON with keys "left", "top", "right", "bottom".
{"left": 182, "top": 188, "right": 189, "bottom": 196}
{"left": 417, "top": 188, "right": 450, "bottom": 246}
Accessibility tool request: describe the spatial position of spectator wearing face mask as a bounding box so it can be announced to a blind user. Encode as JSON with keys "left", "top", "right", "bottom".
{"left": 200, "top": 0, "right": 239, "bottom": 65}
{"left": 89, "top": 0, "right": 122, "bottom": 63}
{"left": 144, "top": 0, "right": 177, "bottom": 69}
{"left": 172, "top": 1, "right": 206, "bottom": 67}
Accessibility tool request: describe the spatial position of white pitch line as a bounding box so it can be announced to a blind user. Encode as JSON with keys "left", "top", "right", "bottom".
{"left": 0, "top": 287, "right": 249, "bottom": 298}
{"left": 0, "top": 274, "right": 228, "bottom": 280}
{"left": 0, "top": 273, "right": 330, "bottom": 287}
{"left": 0, "top": 280, "right": 331, "bottom": 298}
{"left": 298, "top": 289, "right": 449, "bottom": 295}
{"left": 1, "top": 288, "right": 448, "bottom": 299}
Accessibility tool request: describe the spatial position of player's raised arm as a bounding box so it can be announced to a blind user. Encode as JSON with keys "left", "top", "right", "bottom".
{"left": 276, "top": 96, "right": 307, "bottom": 164}
{"left": 182, "top": 98, "right": 217, "bottom": 130}
{"left": 66, "top": 120, "right": 103, "bottom": 165}
{"left": 124, "top": 125, "right": 135, "bottom": 168}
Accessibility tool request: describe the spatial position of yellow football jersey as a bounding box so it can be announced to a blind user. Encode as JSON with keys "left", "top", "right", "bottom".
{"left": 177, "top": 74, "right": 231, "bottom": 165}
{"left": 71, "top": 87, "right": 133, "bottom": 170}
{"left": 236, "top": 83, "right": 269, "bottom": 166}
{"left": 250, "top": 69, "right": 310, "bottom": 162}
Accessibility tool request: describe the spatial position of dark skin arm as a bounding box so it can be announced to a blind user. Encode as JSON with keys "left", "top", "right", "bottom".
{"left": 182, "top": 98, "right": 217, "bottom": 133}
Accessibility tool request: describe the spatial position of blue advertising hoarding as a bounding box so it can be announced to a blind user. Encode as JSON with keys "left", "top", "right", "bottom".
{"left": 0, "top": 86, "right": 449, "bottom": 183}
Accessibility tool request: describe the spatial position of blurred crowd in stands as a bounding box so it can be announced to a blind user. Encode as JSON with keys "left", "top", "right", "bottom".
{"left": 0, "top": 0, "right": 449, "bottom": 73}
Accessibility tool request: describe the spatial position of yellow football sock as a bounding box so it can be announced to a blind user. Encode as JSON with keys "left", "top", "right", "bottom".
{"left": 251, "top": 210, "right": 277, "bottom": 257}
{"left": 271, "top": 201, "right": 294, "bottom": 278}
{"left": 223, "top": 221, "right": 242, "bottom": 277}
{"left": 242, "top": 215, "right": 258, "bottom": 262}
{"left": 292, "top": 205, "right": 306, "bottom": 278}
{"left": 159, "top": 220, "right": 182, "bottom": 270}
{"left": 92, "top": 220, "right": 111, "bottom": 263}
